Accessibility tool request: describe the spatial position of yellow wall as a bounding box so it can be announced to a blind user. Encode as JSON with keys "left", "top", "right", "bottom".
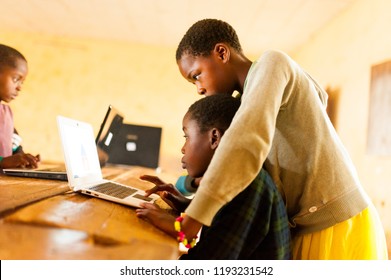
{"left": 1, "top": 0, "right": 390, "bottom": 244}
{"left": 291, "top": 0, "right": 391, "bottom": 241}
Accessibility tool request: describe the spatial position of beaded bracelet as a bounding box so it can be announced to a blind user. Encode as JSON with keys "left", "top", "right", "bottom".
{"left": 174, "top": 215, "right": 197, "bottom": 249}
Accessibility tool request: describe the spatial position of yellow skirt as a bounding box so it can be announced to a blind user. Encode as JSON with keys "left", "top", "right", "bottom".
{"left": 292, "top": 204, "right": 388, "bottom": 260}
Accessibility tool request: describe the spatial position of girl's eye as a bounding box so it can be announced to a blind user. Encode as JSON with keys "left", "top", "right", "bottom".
{"left": 12, "top": 77, "right": 22, "bottom": 84}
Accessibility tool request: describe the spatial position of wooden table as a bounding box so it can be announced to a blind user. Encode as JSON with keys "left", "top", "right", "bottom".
{"left": 0, "top": 165, "right": 180, "bottom": 260}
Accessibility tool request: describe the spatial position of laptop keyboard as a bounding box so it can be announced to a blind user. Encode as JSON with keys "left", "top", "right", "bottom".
{"left": 89, "top": 182, "right": 138, "bottom": 199}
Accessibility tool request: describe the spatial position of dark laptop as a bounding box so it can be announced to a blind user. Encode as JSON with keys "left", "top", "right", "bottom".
{"left": 1, "top": 162, "right": 68, "bottom": 181}
{"left": 2, "top": 105, "right": 124, "bottom": 181}
{"left": 107, "top": 123, "right": 162, "bottom": 169}
{"left": 95, "top": 105, "right": 124, "bottom": 165}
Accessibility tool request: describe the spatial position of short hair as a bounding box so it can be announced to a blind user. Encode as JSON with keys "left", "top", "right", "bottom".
{"left": 187, "top": 94, "right": 241, "bottom": 134}
{"left": 176, "top": 19, "right": 242, "bottom": 61}
{"left": 0, "top": 44, "right": 26, "bottom": 70}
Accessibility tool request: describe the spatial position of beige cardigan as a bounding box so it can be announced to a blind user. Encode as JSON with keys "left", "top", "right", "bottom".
{"left": 185, "top": 50, "right": 369, "bottom": 235}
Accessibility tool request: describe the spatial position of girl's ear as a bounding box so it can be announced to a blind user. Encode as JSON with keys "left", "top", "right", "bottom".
{"left": 214, "top": 43, "right": 230, "bottom": 62}
{"left": 210, "top": 128, "right": 223, "bottom": 150}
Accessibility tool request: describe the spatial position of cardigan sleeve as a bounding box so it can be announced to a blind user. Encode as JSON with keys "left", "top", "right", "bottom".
{"left": 185, "top": 50, "right": 299, "bottom": 225}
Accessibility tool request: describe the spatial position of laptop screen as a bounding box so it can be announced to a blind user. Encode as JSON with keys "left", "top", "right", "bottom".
{"left": 108, "top": 124, "right": 162, "bottom": 168}
{"left": 95, "top": 105, "right": 124, "bottom": 165}
{"left": 57, "top": 116, "right": 103, "bottom": 188}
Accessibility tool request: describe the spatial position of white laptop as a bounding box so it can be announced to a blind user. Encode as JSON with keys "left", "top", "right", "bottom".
{"left": 2, "top": 104, "right": 122, "bottom": 181}
{"left": 57, "top": 115, "right": 159, "bottom": 208}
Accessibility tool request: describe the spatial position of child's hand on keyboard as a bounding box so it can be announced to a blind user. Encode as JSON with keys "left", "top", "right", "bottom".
{"left": 140, "top": 175, "right": 191, "bottom": 212}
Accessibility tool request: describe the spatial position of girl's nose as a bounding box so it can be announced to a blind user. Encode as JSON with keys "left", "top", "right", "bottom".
{"left": 197, "top": 87, "right": 206, "bottom": 95}
{"left": 181, "top": 145, "right": 185, "bottom": 154}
